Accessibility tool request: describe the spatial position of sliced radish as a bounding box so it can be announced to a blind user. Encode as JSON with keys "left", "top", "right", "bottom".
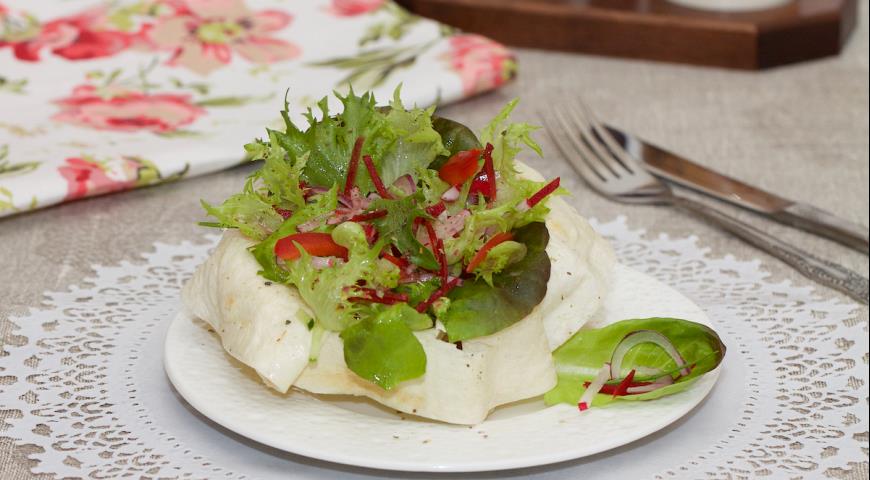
{"left": 625, "top": 375, "right": 675, "bottom": 394}
{"left": 440, "top": 185, "right": 460, "bottom": 202}
{"left": 610, "top": 330, "right": 691, "bottom": 379}
{"left": 578, "top": 363, "right": 611, "bottom": 412}
{"left": 311, "top": 257, "right": 336, "bottom": 269}
{"left": 392, "top": 174, "right": 416, "bottom": 196}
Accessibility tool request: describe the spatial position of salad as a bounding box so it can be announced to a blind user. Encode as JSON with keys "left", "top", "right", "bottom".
{"left": 189, "top": 88, "right": 725, "bottom": 422}
{"left": 201, "top": 88, "right": 562, "bottom": 389}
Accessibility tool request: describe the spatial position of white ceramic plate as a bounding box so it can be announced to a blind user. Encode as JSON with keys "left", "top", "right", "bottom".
{"left": 164, "top": 263, "right": 721, "bottom": 472}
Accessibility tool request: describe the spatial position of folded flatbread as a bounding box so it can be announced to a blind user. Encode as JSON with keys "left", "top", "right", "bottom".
{"left": 182, "top": 163, "right": 615, "bottom": 424}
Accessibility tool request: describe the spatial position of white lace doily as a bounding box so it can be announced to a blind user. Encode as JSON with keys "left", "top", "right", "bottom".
{"left": 1, "top": 217, "right": 867, "bottom": 480}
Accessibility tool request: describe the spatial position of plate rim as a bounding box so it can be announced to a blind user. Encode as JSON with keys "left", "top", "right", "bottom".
{"left": 164, "top": 264, "right": 721, "bottom": 473}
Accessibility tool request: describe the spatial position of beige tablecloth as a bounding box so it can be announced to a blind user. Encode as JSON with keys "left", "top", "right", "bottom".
{"left": 1, "top": 4, "right": 868, "bottom": 479}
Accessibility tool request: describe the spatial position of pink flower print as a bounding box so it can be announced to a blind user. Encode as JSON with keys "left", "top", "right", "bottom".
{"left": 53, "top": 85, "right": 205, "bottom": 133}
{"left": 444, "top": 34, "right": 515, "bottom": 97}
{"left": 1, "top": 6, "right": 139, "bottom": 61}
{"left": 58, "top": 157, "right": 135, "bottom": 201}
{"left": 148, "top": 0, "right": 300, "bottom": 75}
{"left": 329, "top": 0, "right": 385, "bottom": 16}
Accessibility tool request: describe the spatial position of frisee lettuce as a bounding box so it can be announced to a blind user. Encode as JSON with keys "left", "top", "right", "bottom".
{"left": 267, "top": 87, "right": 446, "bottom": 195}
{"left": 200, "top": 177, "right": 283, "bottom": 241}
{"left": 285, "top": 222, "right": 399, "bottom": 332}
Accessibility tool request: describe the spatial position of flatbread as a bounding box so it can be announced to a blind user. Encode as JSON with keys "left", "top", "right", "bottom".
{"left": 181, "top": 164, "right": 615, "bottom": 424}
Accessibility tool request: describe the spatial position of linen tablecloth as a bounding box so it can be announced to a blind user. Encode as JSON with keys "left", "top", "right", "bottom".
{"left": 0, "top": 0, "right": 513, "bottom": 217}
{"left": 0, "top": 1, "right": 867, "bottom": 479}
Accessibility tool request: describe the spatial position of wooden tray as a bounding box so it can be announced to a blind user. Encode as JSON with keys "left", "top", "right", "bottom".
{"left": 397, "top": 0, "right": 857, "bottom": 69}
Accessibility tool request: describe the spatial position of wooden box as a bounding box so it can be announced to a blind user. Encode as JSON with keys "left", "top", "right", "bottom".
{"left": 397, "top": 0, "right": 858, "bottom": 69}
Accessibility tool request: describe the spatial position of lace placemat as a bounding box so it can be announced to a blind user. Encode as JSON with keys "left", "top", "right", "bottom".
{"left": 1, "top": 217, "right": 867, "bottom": 479}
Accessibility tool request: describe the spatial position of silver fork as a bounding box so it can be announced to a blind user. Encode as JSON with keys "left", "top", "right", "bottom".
{"left": 541, "top": 101, "right": 869, "bottom": 305}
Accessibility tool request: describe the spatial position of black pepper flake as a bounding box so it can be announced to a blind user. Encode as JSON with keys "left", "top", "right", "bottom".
{"left": 264, "top": 281, "right": 273, "bottom": 286}
{"left": 307, "top": 319, "right": 315, "bottom": 330}
{"left": 285, "top": 320, "right": 291, "bottom": 326}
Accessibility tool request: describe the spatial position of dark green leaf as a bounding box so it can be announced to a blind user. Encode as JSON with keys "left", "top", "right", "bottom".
{"left": 438, "top": 222, "right": 550, "bottom": 342}
{"left": 429, "top": 117, "right": 481, "bottom": 170}
{"left": 544, "top": 318, "right": 726, "bottom": 407}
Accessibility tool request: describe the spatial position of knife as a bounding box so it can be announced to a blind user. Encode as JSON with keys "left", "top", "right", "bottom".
{"left": 605, "top": 125, "right": 870, "bottom": 253}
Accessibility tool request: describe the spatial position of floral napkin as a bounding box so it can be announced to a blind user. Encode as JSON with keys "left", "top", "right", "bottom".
{"left": 0, "top": 0, "right": 515, "bottom": 218}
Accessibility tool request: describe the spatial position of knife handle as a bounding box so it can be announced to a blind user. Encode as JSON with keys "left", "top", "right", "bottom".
{"left": 771, "top": 202, "right": 870, "bottom": 253}
{"left": 671, "top": 195, "right": 870, "bottom": 305}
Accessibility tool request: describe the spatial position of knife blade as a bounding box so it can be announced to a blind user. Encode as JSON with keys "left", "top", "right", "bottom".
{"left": 604, "top": 125, "right": 870, "bottom": 252}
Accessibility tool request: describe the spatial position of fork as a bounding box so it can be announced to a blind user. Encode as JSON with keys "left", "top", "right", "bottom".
{"left": 541, "top": 101, "right": 869, "bottom": 305}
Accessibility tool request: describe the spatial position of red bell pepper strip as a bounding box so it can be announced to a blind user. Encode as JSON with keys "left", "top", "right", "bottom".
{"left": 582, "top": 372, "right": 656, "bottom": 396}
{"left": 344, "top": 136, "right": 365, "bottom": 197}
{"left": 362, "top": 154, "right": 392, "bottom": 199}
{"left": 421, "top": 218, "right": 448, "bottom": 283}
{"left": 610, "top": 369, "right": 636, "bottom": 397}
{"left": 521, "top": 177, "right": 560, "bottom": 211}
{"left": 481, "top": 143, "right": 496, "bottom": 202}
{"left": 438, "top": 148, "right": 481, "bottom": 186}
{"left": 465, "top": 232, "right": 514, "bottom": 273}
{"left": 382, "top": 253, "right": 409, "bottom": 269}
{"left": 425, "top": 201, "right": 446, "bottom": 218}
{"left": 349, "top": 209, "right": 387, "bottom": 222}
{"left": 362, "top": 223, "right": 378, "bottom": 245}
{"left": 348, "top": 287, "right": 409, "bottom": 305}
{"left": 273, "top": 206, "right": 293, "bottom": 219}
{"left": 275, "top": 233, "right": 348, "bottom": 261}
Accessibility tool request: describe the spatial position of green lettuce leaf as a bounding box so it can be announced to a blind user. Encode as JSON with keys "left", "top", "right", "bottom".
{"left": 247, "top": 132, "right": 308, "bottom": 212}
{"left": 283, "top": 223, "right": 399, "bottom": 332}
{"left": 341, "top": 303, "right": 427, "bottom": 390}
{"left": 201, "top": 177, "right": 283, "bottom": 241}
{"left": 437, "top": 222, "right": 550, "bottom": 342}
{"left": 251, "top": 186, "right": 339, "bottom": 283}
{"left": 271, "top": 90, "right": 392, "bottom": 192}
{"left": 544, "top": 318, "right": 726, "bottom": 408}
{"left": 469, "top": 240, "right": 526, "bottom": 286}
{"left": 394, "top": 278, "right": 440, "bottom": 308}
{"left": 267, "top": 88, "right": 445, "bottom": 195}
{"left": 378, "top": 91, "right": 449, "bottom": 186}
